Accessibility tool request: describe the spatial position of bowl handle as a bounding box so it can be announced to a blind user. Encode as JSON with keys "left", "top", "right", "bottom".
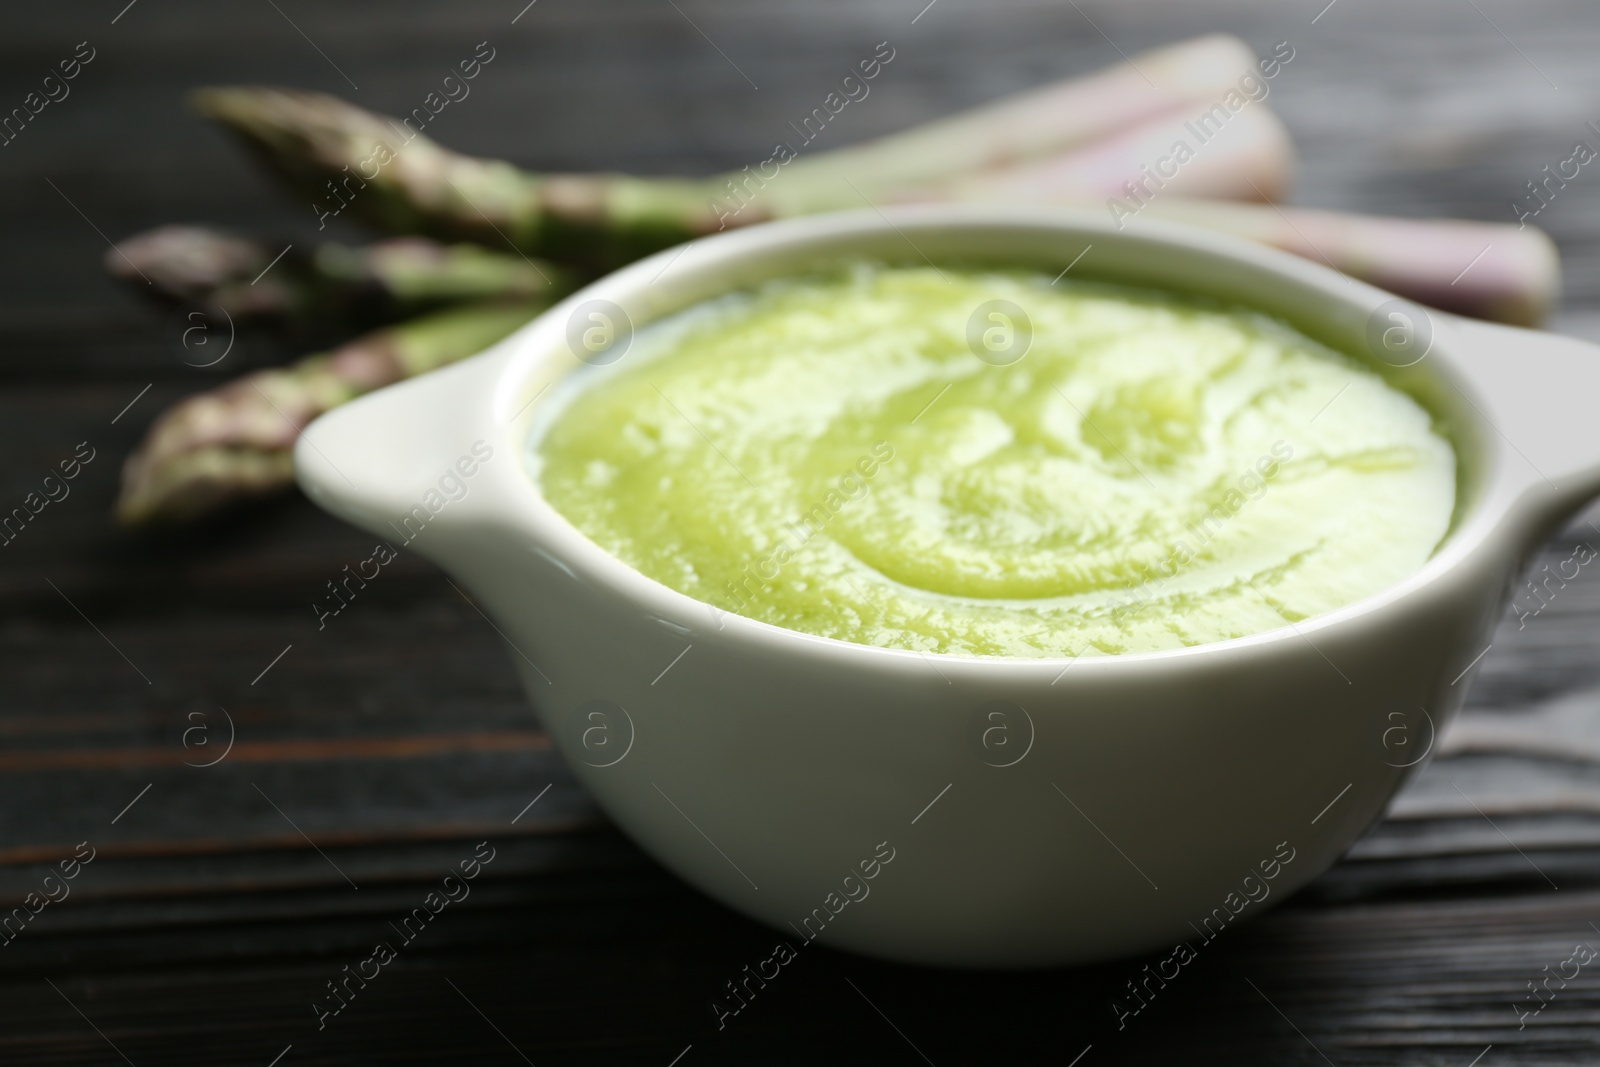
{"left": 293, "top": 342, "right": 515, "bottom": 552}
{"left": 1443, "top": 315, "right": 1600, "bottom": 519}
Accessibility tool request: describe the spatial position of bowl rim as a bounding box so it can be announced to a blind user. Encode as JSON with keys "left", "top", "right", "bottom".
{"left": 491, "top": 204, "right": 1511, "bottom": 674}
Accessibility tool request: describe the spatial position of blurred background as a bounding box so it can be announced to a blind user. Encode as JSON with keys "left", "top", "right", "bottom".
{"left": 3, "top": 1, "right": 1600, "bottom": 1063}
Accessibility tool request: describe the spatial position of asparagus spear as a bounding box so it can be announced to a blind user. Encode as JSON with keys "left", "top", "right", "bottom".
{"left": 191, "top": 85, "right": 701, "bottom": 272}
{"left": 108, "top": 225, "right": 576, "bottom": 328}
{"left": 116, "top": 301, "right": 541, "bottom": 525}
{"left": 189, "top": 36, "right": 1274, "bottom": 272}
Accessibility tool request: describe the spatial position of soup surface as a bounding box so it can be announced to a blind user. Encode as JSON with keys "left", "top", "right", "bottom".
{"left": 533, "top": 266, "right": 1456, "bottom": 657}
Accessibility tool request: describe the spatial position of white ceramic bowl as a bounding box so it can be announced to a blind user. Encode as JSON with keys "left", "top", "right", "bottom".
{"left": 297, "top": 207, "right": 1600, "bottom": 967}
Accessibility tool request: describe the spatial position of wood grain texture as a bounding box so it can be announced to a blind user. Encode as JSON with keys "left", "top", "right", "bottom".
{"left": 3, "top": 0, "right": 1600, "bottom": 1062}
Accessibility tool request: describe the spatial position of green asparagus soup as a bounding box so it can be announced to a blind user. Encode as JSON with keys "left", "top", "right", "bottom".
{"left": 532, "top": 266, "right": 1456, "bottom": 657}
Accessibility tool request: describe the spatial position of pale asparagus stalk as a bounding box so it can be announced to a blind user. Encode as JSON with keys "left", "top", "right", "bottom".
{"left": 762, "top": 33, "right": 1269, "bottom": 209}
{"left": 923, "top": 103, "right": 1296, "bottom": 204}
{"left": 117, "top": 302, "right": 542, "bottom": 524}
{"left": 1141, "top": 199, "right": 1561, "bottom": 327}
{"left": 910, "top": 171, "right": 1558, "bottom": 327}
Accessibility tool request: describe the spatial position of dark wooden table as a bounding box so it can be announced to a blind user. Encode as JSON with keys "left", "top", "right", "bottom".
{"left": 5, "top": 1, "right": 1600, "bottom": 1062}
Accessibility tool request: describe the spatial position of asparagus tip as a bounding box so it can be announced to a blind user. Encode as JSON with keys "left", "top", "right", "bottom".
{"left": 106, "top": 224, "right": 270, "bottom": 295}
{"left": 116, "top": 447, "right": 296, "bottom": 527}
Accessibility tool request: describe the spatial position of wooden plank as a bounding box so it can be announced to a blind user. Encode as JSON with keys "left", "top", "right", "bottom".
{"left": 1, "top": 865, "right": 1597, "bottom": 1064}
{"left": 3, "top": 0, "right": 1600, "bottom": 1061}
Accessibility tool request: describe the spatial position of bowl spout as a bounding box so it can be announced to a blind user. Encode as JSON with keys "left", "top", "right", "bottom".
{"left": 1445, "top": 315, "right": 1600, "bottom": 524}
{"left": 294, "top": 342, "right": 519, "bottom": 562}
